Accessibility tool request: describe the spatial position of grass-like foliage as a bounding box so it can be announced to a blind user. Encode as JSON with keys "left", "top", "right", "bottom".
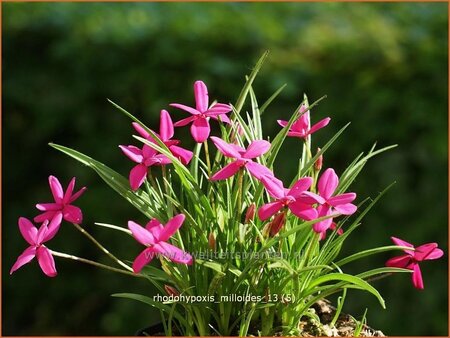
{"left": 11, "top": 52, "right": 443, "bottom": 336}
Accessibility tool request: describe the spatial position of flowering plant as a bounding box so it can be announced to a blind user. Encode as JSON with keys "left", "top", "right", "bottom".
{"left": 10, "top": 52, "right": 443, "bottom": 336}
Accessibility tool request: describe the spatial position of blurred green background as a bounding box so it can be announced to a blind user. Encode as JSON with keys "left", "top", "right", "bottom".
{"left": 3, "top": 2, "right": 447, "bottom": 336}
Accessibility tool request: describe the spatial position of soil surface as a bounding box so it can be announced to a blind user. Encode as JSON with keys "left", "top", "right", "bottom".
{"left": 298, "top": 299, "right": 385, "bottom": 337}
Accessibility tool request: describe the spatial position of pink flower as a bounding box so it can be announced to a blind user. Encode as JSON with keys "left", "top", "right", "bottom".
{"left": 210, "top": 137, "right": 272, "bottom": 180}
{"left": 277, "top": 104, "right": 330, "bottom": 139}
{"left": 131, "top": 110, "right": 193, "bottom": 165}
{"left": 311, "top": 168, "right": 357, "bottom": 234}
{"left": 121, "top": 110, "right": 193, "bottom": 191}
{"left": 120, "top": 144, "right": 171, "bottom": 191}
{"left": 34, "top": 176, "right": 86, "bottom": 236}
{"left": 128, "top": 214, "right": 193, "bottom": 273}
{"left": 10, "top": 214, "right": 62, "bottom": 277}
{"left": 171, "top": 81, "right": 232, "bottom": 143}
{"left": 386, "top": 237, "right": 444, "bottom": 289}
{"left": 318, "top": 222, "right": 343, "bottom": 241}
{"left": 258, "top": 174, "right": 321, "bottom": 221}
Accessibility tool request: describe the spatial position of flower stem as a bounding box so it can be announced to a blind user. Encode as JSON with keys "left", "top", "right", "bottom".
{"left": 147, "top": 168, "right": 159, "bottom": 192}
{"left": 161, "top": 166, "right": 173, "bottom": 215}
{"left": 204, "top": 140, "right": 212, "bottom": 175}
{"left": 71, "top": 222, "right": 133, "bottom": 272}
{"left": 50, "top": 250, "right": 142, "bottom": 278}
{"left": 235, "top": 170, "right": 244, "bottom": 224}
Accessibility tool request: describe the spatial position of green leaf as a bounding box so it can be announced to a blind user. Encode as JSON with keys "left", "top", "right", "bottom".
{"left": 260, "top": 83, "right": 287, "bottom": 115}
{"left": 356, "top": 267, "right": 412, "bottom": 280}
{"left": 195, "top": 259, "right": 225, "bottom": 274}
{"left": 249, "top": 85, "right": 263, "bottom": 139}
{"left": 305, "top": 273, "right": 385, "bottom": 308}
{"left": 49, "top": 143, "right": 162, "bottom": 219}
{"left": 335, "top": 245, "right": 414, "bottom": 267}
{"left": 297, "top": 122, "right": 350, "bottom": 178}
{"left": 112, "top": 293, "right": 188, "bottom": 326}
{"left": 234, "top": 50, "right": 269, "bottom": 114}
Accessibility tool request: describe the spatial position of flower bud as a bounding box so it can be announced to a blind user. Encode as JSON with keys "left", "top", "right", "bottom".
{"left": 314, "top": 148, "right": 323, "bottom": 171}
{"left": 269, "top": 212, "right": 286, "bottom": 236}
{"left": 244, "top": 203, "right": 256, "bottom": 224}
{"left": 208, "top": 232, "right": 216, "bottom": 251}
{"left": 164, "top": 285, "right": 180, "bottom": 297}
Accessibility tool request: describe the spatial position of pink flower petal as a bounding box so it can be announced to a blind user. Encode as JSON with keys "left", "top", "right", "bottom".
{"left": 328, "top": 193, "right": 357, "bottom": 206}
{"left": 70, "top": 187, "right": 87, "bottom": 203}
{"left": 211, "top": 136, "right": 241, "bottom": 158}
{"left": 10, "top": 246, "right": 36, "bottom": 275}
{"left": 333, "top": 203, "right": 357, "bottom": 215}
{"left": 147, "top": 154, "right": 172, "bottom": 166}
{"left": 159, "top": 110, "right": 174, "bottom": 142}
{"left": 288, "top": 177, "right": 313, "bottom": 198}
{"left": 36, "top": 221, "right": 50, "bottom": 245}
{"left": 194, "top": 81, "right": 209, "bottom": 112}
{"left": 243, "top": 140, "right": 271, "bottom": 159}
{"left": 318, "top": 168, "right": 339, "bottom": 200}
{"left": 173, "top": 116, "right": 196, "bottom": 127}
{"left": 230, "top": 143, "right": 246, "bottom": 153}
{"left": 63, "top": 205, "right": 83, "bottom": 224}
{"left": 132, "top": 247, "right": 157, "bottom": 273}
{"left": 36, "top": 246, "right": 57, "bottom": 277}
{"left": 412, "top": 263, "right": 424, "bottom": 289}
{"left": 206, "top": 103, "right": 232, "bottom": 116}
{"left": 297, "top": 191, "right": 326, "bottom": 205}
{"left": 146, "top": 218, "right": 163, "bottom": 231}
{"left": 34, "top": 211, "right": 57, "bottom": 223}
{"left": 169, "top": 145, "right": 193, "bottom": 165}
{"left": 190, "top": 117, "right": 210, "bottom": 143}
{"left": 288, "top": 131, "right": 307, "bottom": 138}
{"left": 308, "top": 117, "right": 331, "bottom": 135}
{"left": 142, "top": 144, "right": 158, "bottom": 158}
{"left": 63, "top": 177, "right": 76, "bottom": 204}
{"left": 170, "top": 103, "right": 200, "bottom": 116}
{"left": 159, "top": 214, "right": 185, "bottom": 242}
{"left": 245, "top": 161, "right": 273, "bottom": 179}
{"left": 18, "top": 217, "right": 38, "bottom": 245}
{"left": 313, "top": 218, "right": 333, "bottom": 233}
{"left": 260, "top": 175, "right": 285, "bottom": 199}
{"left": 128, "top": 221, "right": 155, "bottom": 246}
{"left": 129, "top": 164, "right": 148, "bottom": 191}
{"left": 385, "top": 254, "right": 412, "bottom": 268}
{"left": 210, "top": 161, "right": 242, "bottom": 181}
{"left": 415, "top": 243, "right": 443, "bottom": 261}
{"left": 312, "top": 205, "right": 333, "bottom": 233}
{"left": 258, "top": 201, "right": 284, "bottom": 221}
{"left": 211, "top": 113, "right": 231, "bottom": 124}
{"left": 291, "top": 115, "right": 309, "bottom": 133}
{"left": 43, "top": 212, "right": 63, "bottom": 242}
{"left": 49, "top": 176, "right": 64, "bottom": 203}
{"left": 155, "top": 242, "right": 193, "bottom": 265}
{"left": 145, "top": 219, "right": 164, "bottom": 240}
{"left": 391, "top": 236, "right": 414, "bottom": 256}
{"left": 120, "top": 145, "right": 143, "bottom": 164}
{"left": 36, "top": 203, "right": 61, "bottom": 211}
{"left": 132, "top": 122, "right": 151, "bottom": 138}
{"left": 289, "top": 202, "right": 318, "bottom": 221}
{"left": 277, "top": 120, "right": 288, "bottom": 128}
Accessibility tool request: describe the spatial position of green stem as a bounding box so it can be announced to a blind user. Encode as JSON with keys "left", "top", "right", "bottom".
{"left": 147, "top": 168, "right": 159, "bottom": 192}
{"left": 236, "top": 170, "right": 244, "bottom": 223}
{"left": 204, "top": 140, "right": 212, "bottom": 175}
{"left": 71, "top": 222, "right": 132, "bottom": 272}
{"left": 161, "top": 166, "right": 173, "bottom": 215}
{"left": 50, "top": 250, "right": 142, "bottom": 278}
